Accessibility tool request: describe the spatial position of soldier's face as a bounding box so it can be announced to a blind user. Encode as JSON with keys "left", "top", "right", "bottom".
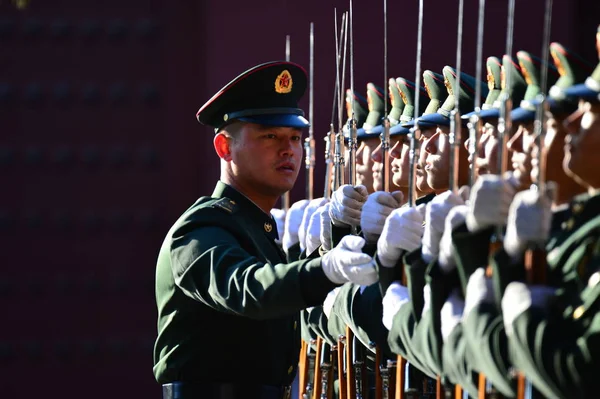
{"left": 417, "top": 128, "right": 435, "bottom": 192}
{"left": 564, "top": 101, "right": 600, "bottom": 189}
{"left": 371, "top": 136, "right": 401, "bottom": 191}
{"left": 227, "top": 123, "right": 303, "bottom": 196}
{"left": 465, "top": 121, "right": 500, "bottom": 176}
{"left": 507, "top": 122, "right": 534, "bottom": 188}
{"left": 356, "top": 137, "right": 379, "bottom": 193}
{"left": 424, "top": 125, "right": 469, "bottom": 192}
{"left": 530, "top": 114, "right": 573, "bottom": 186}
{"left": 391, "top": 136, "right": 411, "bottom": 187}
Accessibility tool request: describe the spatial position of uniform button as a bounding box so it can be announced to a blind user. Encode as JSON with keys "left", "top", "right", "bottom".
{"left": 293, "top": 321, "right": 297, "bottom": 330}
{"left": 562, "top": 218, "right": 575, "bottom": 231}
{"left": 573, "top": 305, "right": 585, "bottom": 320}
{"left": 572, "top": 203, "right": 584, "bottom": 215}
{"left": 589, "top": 271, "right": 600, "bottom": 288}
{"left": 288, "top": 365, "right": 294, "bottom": 374}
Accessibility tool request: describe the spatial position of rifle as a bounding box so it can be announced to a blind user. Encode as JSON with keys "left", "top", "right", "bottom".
{"left": 282, "top": 35, "right": 292, "bottom": 211}
{"left": 517, "top": 1, "right": 554, "bottom": 398}
{"left": 305, "top": 23, "right": 316, "bottom": 201}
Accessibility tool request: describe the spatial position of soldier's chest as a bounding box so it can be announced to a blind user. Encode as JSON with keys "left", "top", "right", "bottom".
{"left": 238, "top": 219, "right": 287, "bottom": 264}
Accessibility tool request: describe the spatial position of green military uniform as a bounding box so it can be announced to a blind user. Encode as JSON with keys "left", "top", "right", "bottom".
{"left": 154, "top": 182, "right": 337, "bottom": 384}
{"left": 154, "top": 61, "right": 340, "bottom": 398}
{"left": 496, "top": 48, "right": 600, "bottom": 397}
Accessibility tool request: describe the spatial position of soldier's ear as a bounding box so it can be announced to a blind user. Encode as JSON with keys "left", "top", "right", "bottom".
{"left": 214, "top": 132, "right": 233, "bottom": 161}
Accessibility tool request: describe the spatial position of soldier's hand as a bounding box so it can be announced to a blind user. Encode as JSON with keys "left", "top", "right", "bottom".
{"left": 321, "top": 235, "right": 377, "bottom": 286}
{"left": 377, "top": 204, "right": 426, "bottom": 268}
{"left": 464, "top": 267, "right": 494, "bottom": 317}
{"left": 504, "top": 183, "right": 555, "bottom": 261}
{"left": 283, "top": 199, "right": 309, "bottom": 254}
{"left": 422, "top": 188, "right": 469, "bottom": 263}
{"left": 329, "top": 184, "right": 369, "bottom": 227}
{"left": 361, "top": 190, "right": 404, "bottom": 243}
{"left": 382, "top": 282, "right": 410, "bottom": 330}
{"left": 306, "top": 204, "right": 328, "bottom": 255}
{"left": 298, "top": 198, "right": 328, "bottom": 252}
{"left": 501, "top": 282, "right": 556, "bottom": 336}
{"left": 270, "top": 208, "right": 286, "bottom": 242}
{"left": 466, "top": 172, "right": 519, "bottom": 232}
{"left": 322, "top": 286, "right": 341, "bottom": 318}
{"left": 318, "top": 203, "right": 333, "bottom": 251}
{"left": 439, "top": 205, "right": 469, "bottom": 273}
{"left": 440, "top": 288, "right": 464, "bottom": 342}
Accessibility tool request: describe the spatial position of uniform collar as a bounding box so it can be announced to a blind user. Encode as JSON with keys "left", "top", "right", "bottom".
{"left": 212, "top": 181, "right": 279, "bottom": 240}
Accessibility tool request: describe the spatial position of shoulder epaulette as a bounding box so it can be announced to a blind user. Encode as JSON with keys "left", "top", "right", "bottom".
{"left": 211, "top": 198, "right": 239, "bottom": 214}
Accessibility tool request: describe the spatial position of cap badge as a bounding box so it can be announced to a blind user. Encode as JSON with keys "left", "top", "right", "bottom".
{"left": 550, "top": 50, "right": 567, "bottom": 77}
{"left": 486, "top": 66, "right": 495, "bottom": 90}
{"left": 275, "top": 70, "right": 293, "bottom": 94}
{"left": 519, "top": 61, "right": 534, "bottom": 85}
{"left": 444, "top": 77, "right": 453, "bottom": 95}
{"left": 424, "top": 81, "right": 433, "bottom": 99}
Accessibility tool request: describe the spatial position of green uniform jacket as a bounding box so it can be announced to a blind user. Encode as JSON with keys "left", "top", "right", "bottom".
{"left": 506, "top": 194, "right": 600, "bottom": 399}
{"left": 154, "top": 181, "right": 337, "bottom": 385}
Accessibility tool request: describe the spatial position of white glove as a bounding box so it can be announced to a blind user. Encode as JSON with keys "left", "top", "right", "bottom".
{"left": 504, "top": 184, "right": 555, "bottom": 260}
{"left": 422, "top": 284, "right": 432, "bottom": 316}
{"left": 270, "top": 208, "right": 286, "bottom": 242}
{"left": 299, "top": 198, "right": 328, "bottom": 252}
{"left": 283, "top": 200, "right": 309, "bottom": 254}
{"left": 463, "top": 267, "right": 495, "bottom": 318}
{"left": 306, "top": 204, "right": 327, "bottom": 255}
{"left": 329, "top": 184, "right": 369, "bottom": 227}
{"left": 323, "top": 287, "right": 341, "bottom": 318}
{"left": 466, "top": 172, "right": 519, "bottom": 232}
{"left": 502, "top": 282, "right": 556, "bottom": 336}
{"left": 361, "top": 191, "right": 405, "bottom": 243}
{"left": 319, "top": 203, "right": 333, "bottom": 251}
{"left": 321, "top": 235, "right": 377, "bottom": 285}
{"left": 422, "top": 188, "right": 469, "bottom": 263}
{"left": 439, "top": 205, "right": 469, "bottom": 273}
{"left": 441, "top": 289, "right": 465, "bottom": 342}
{"left": 382, "top": 282, "right": 411, "bottom": 330}
{"left": 377, "top": 204, "right": 427, "bottom": 268}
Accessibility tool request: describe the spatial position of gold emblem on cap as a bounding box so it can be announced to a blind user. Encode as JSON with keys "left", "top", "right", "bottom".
{"left": 264, "top": 222, "right": 273, "bottom": 232}
{"left": 551, "top": 49, "right": 567, "bottom": 77}
{"left": 275, "top": 70, "right": 293, "bottom": 94}
{"left": 424, "top": 81, "right": 433, "bottom": 99}
{"left": 519, "top": 61, "right": 533, "bottom": 85}
{"left": 444, "top": 77, "right": 453, "bottom": 95}
{"left": 486, "top": 66, "right": 495, "bottom": 91}
{"left": 367, "top": 90, "right": 374, "bottom": 112}
{"left": 346, "top": 94, "right": 353, "bottom": 119}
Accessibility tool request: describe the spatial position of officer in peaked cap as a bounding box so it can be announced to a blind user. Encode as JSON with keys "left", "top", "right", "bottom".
{"left": 153, "top": 61, "right": 378, "bottom": 399}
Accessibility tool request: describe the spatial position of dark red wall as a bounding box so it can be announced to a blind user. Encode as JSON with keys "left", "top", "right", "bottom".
{"left": 0, "top": 0, "right": 597, "bottom": 397}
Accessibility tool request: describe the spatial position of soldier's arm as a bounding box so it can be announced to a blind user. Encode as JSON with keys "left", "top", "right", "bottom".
{"left": 508, "top": 282, "right": 600, "bottom": 399}
{"left": 170, "top": 214, "right": 337, "bottom": 319}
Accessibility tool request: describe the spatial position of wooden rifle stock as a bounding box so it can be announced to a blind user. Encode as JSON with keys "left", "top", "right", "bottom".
{"left": 337, "top": 335, "right": 347, "bottom": 399}
{"left": 346, "top": 327, "right": 356, "bottom": 399}
{"left": 313, "top": 337, "right": 323, "bottom": 399}
{"left": 299, "top": 340, "right": 308, "bottom": 398}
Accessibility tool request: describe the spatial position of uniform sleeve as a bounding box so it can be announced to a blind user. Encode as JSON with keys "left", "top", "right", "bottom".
{"left": 442, "top": 322, "right": 480, "bottom": 398}
{"left": 509, "top": 284, "right": 600, "bottom": 399}
{"left": 463, "top": 302, "right": 516, "bottom": 398}
{"left": 171, "top": 218, "right": 337, "bottom": 320}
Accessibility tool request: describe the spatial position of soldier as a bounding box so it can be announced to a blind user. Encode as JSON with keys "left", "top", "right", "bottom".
{"left": 153, "top": 61, "right": 379, "bottom": 399}
{"left": 500, "top": 51, "right": 600, "bottom": 398}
